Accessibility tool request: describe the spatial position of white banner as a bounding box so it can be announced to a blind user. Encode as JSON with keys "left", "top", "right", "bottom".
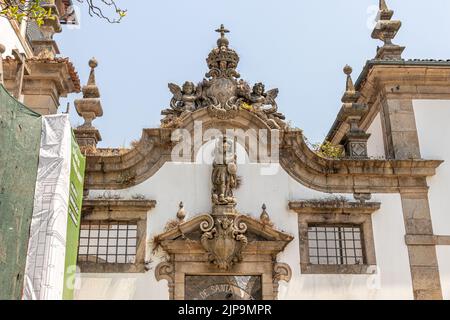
{"left": 23, "top": 114, "right": 72, "bottom": 300}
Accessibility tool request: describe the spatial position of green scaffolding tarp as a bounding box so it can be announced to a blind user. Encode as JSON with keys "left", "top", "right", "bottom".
{"left": 0, "top": 84, "right": 41, "bottom": 300}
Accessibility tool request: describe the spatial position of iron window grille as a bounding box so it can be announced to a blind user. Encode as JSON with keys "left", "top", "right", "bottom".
{"left": 307, "top": 224, "right": 365, "bottom": 265}
{"left": 78, "top": 221, "right": 137, "bottom": 264}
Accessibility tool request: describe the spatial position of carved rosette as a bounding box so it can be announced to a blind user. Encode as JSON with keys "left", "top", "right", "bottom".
{"left": 200, "top": 214, "right": 248, "bottom": 270}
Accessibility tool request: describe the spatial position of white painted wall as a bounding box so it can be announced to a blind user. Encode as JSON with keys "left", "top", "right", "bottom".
{"left": 0, "top": 18, "right": 27, "bottom": 57}
{"left": 414, "top": 99, "right": 450, "bottom": 297}
{"left": 436, "top": 246, "right": 450, "bottom": 300}
{"left": 413, "top": 100, "right": 450, "bottom": 235}
{"left": 75, "top": 142, "right": 412, "bottom": 300}
{"left": 366, "top": 113, "right": 386, "bottom": 159}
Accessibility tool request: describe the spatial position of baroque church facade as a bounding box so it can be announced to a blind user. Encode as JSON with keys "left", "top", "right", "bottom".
{"left": 1, "top": 1, "right": 450, "bottom": 300}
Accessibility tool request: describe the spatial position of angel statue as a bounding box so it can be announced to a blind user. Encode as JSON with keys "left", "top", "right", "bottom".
{"left": 161, "top": 81, "right": 199, "bottom": 118}
{"left": 211, "top": 137, "right": 237, "bottom": 205}
{"left": 247, "top": 83, "right": 286, "bottom": 128}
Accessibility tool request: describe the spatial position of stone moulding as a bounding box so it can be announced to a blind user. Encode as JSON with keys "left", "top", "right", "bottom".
{"left": 288, "top": 201, "right": 381, "bottom": 215}
{"left": 82, "top": 108, "right": 443, "bottom": 194}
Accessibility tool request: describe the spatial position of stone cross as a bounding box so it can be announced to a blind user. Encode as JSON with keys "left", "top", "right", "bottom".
{"left": 215, "top": 24, "right": 230, "bottom": 38}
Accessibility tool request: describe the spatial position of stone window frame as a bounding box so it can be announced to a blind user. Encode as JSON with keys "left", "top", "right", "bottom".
{"left": 78, "top": 199, "right": 156, "bottom": 273}
{"left": 289, "top": 201, "right": 380, "bottom": 275}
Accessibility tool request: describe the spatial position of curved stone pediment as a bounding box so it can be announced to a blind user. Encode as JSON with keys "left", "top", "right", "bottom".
{"left": 83, "top": 107, "right": 442, "bottom": 194}
{"left": 156, "top": 213, "right": 293, "bottom": 245}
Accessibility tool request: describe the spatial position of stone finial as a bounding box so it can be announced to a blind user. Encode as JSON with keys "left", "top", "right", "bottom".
{"left": 206, "top": 25, "right": 240, "bottom": 79}
{"left": 341, "top": 65, "right": 358, "bottom": 103}
{"left": 176, "top": 202, "right": 186, "bottom": 222}
{"left": 75, "top": 58, "right": 103, "bottom": 127}
{"left": 87, "top": 58, "right": 98, "bottom": 87}
{"left": 371, "top": 0, "right": 404, "bottom": 60}
{"left": 31, "top": 2, "right": 62, "bottom": 59}
{"left": 260, "top": 204, "right": 273, "bottom": 226}
{"left": 74, "top": 58, "right": 103, "bottom": 153}
{"left": 0, "top": 43, "right": 5, "bottom": 85}
{"left": 339, "top": 65, "right": 371, "bottom": 159}
{"left": 83, "top": 58, "right": 100, "bottom": 99}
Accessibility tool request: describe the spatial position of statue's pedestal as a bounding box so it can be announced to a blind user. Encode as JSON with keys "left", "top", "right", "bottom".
{"left": 212, "top": 204, "right": 237, "bottom": 216}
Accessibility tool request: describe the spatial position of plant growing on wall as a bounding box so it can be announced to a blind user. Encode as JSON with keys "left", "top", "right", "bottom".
{"left": 312, "top": 140, "right": 344, "bottom": 159}
{"left": 0, "top": 0, "right": 126, "bottom": 25}
{"left": 304, "top": 137, "right": 344, "bottom": 159}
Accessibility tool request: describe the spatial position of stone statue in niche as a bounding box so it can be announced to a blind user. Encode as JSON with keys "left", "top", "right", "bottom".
{"left": 211, "top": 137, "right": 237, "bottom": 205}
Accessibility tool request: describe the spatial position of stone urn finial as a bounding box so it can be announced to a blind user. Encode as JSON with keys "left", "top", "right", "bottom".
{"left": 176, "top": 202, "right": 186, "bottom": 222}
{"left": 260, "top": 204, "right": 273, "bottom": 226}
{"left": 75, "top": 58, "right": 103, "bottom": 128}
{"left": 73, "top": 58, "right": 103, "bottom": 153}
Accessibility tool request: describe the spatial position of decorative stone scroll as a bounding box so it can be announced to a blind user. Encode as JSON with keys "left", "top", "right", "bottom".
{"left": 200, "top": 214, "right": 248, "bottom": 270}
{"left": 155, "top": 261, "right": 175, "bottom": 300}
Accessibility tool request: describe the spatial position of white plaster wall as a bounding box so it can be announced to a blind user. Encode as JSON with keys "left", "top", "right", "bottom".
{"left": 413, "top": 100, "right": 450, "bottom": 235}
{"left": 413, "top": 99, "right": 450, "bottom": 298}
{"left": 366, "top": 113, "right": 386, "bottom": 159}
{"left": 75, "top": 142, "right": 412, "bottom": 300}
{"left": 0, "top": 18, "right": 27, "bottom": 57}
{"left": 436, "top": 246, "right": 450, "bottom": 300}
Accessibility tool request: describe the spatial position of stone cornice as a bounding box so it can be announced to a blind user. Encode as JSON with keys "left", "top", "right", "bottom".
{"left": 289, "top": 200, "right": 381, "bottom": 215}
{"left": 82, "top": 199, "right": 156, "bottom": 220}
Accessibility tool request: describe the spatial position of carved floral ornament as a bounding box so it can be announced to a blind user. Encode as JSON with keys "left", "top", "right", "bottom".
{"left": 161, "top": 25, "right": 286, "bottom": 129}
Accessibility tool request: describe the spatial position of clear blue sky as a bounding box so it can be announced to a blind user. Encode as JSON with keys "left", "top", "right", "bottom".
{"left": 58, "top": 0, "right": 450, "bottom": 148}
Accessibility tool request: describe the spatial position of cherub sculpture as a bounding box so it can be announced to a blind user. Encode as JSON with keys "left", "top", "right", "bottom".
{"left": 248, "top": 83, "right": 278, "bottom": 111}
{"left": 162, "top": 81, "right": 198, "bottom": 117}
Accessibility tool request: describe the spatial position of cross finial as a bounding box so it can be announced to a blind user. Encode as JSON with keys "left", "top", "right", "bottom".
{"left": 215, "top": 24, "right": 229, "bottom": 38}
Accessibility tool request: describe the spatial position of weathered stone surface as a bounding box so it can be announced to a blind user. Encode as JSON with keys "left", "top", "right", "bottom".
{"left": 401, "top": 197, "right": 432, "bottom": 220}
{"left": 408, "top": 246, "right": 438, "bottom": 267}
{"left": 410, "top": 266, "right": 442, "bottom": 295}
{"left": 391, "top": 131, "right": 421, "bottom": 159}
{"left": 404, "top": 218, "right": 434, "bottom": 235}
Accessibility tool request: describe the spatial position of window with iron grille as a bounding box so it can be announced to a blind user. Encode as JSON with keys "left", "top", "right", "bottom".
{"left": 308, "top": 224, "right": 365, "bottom": 265}
{"left": 78, "top": 221, "right": 137, "bottom": 264}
